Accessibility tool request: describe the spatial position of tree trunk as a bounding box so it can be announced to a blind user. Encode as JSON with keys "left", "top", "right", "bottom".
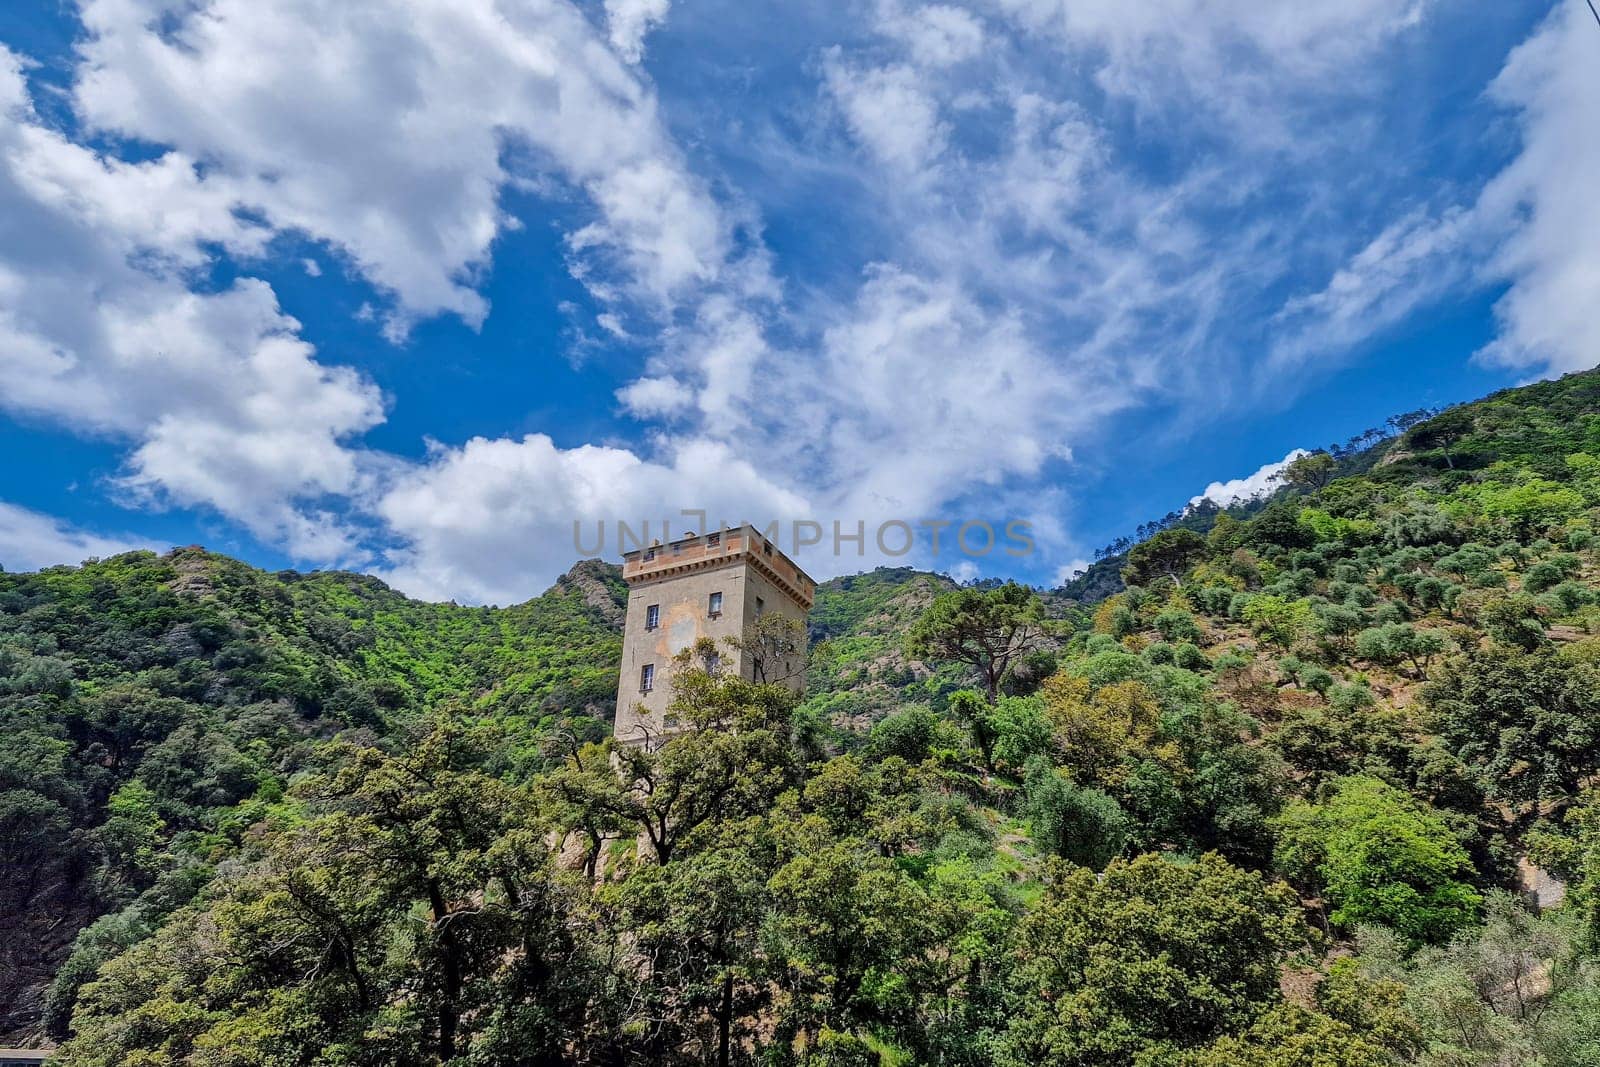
{"left": 427, "top": 879, "right": 462, "bottom": 1062}
{"left": 716, "top": 970, "right": 734, "bottom": 1067}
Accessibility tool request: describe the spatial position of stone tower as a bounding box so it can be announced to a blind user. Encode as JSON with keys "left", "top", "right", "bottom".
{"left": 614, "top": 524, "right": 815, "bottom": 746}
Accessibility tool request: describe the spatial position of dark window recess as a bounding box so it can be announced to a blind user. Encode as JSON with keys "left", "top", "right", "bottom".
{"left": 645, "top": 604, "right": 660, "bottom": 630}
{"left": 708, "top": 591, "right": 723, "bottom": 617}
{"left": 640, "top": 663, "right": 655, "bottom": 691}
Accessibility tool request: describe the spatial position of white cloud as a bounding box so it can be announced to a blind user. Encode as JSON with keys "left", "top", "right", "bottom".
{"left": 0, "top": 49, "right": 384, "bottom": 561}
{"left": 1189, "top": 448, "right": 1309, "bottom": 510}
{"left": 875, "top": 1, "right": 985, "bottom": 68}
{"left": 616, "top": 375, "right": 695, "bottom": 416}
{"left": 0, "top": 0, "right": 780, "bottom": 585}
{"left": 947, "top": 559, "right": 981, "bottom": 583}
{"left": 987, "top": 0, "right": 1430, "bottom": 141}
{"left": 1473, "top": 4, "right": 1600, "bottom": 377}
{"left": 1053, "top": 558, "right": 1091, "bottom": 585}
{"left": 1270, "top": 206, "right": 1478, "bottom": 368}
{"left": 72, "top": 0, "right": 740, "bottom": 336}
{"left": 794, "top": 267, "right": 1114, "bottom": 516}
{"left": 605, "top": 0, "right": 672, "bottom": 63}
{"left": 0, "top": 501, "right": 156, "bottom": 572}
{"left": 376, "top": 434, "right": 810, "bottom": 603}
{"left": 823, "top": 56, "right": 949, "bottom": 173}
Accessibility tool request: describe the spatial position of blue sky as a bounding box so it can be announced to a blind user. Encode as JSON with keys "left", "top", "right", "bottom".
{"left": 0, "top": 0, "right": 1594, "bottom": 603}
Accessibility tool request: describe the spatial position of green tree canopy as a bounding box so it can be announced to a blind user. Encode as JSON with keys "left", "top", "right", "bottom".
{"left": 907, "top": 581, "right": 1051, "bottom": 703}
{"left": 1273, "top": 775, "right": 1480, "bottom": 944}
{"left": 996, "top": 852, "right": 1309, "bottom": 1066}
{"left": 1122, "top": 528, "right": 1207, "bottom": 588}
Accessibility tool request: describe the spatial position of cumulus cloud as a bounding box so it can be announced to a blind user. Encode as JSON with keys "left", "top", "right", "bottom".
{"left": 72, "top": 0, "right": 740, "bottom": 335}
{"left": 1473, "top": 3, "right": 1600, "bottom": 376}
{"left": 947, "top": 559, "right": 982, "bottom": 583}
{"left": 1189, "top": 449, "right": 1309, "bottom": 510}
{"left": 823, "top": 56, "right": 949, "bottom": 173}
{"left": 0, "top": 48, "right": 383, "bottom": 561}
{"left": 1053, "top": 558, "right": 1091, "bottom": 585}
{"left": 376, "top": 434, "right": 810, "bottom": 603}
{"left": 791, "top": 267, "right": 1117, "bottom": 516}
{"left": 616, "top": 375, "right": 695, "bottom": 417}
{"left": 0, "top": 501, "right": 156, "bottom": 572}
{"left": 875, "top": 1, "right": 985, "bottom": 67}
{"left": 0, "top": 1, "right": 779, "bottom": 582}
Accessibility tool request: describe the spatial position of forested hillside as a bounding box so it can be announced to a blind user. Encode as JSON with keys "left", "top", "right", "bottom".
{"left": 0, "top": 550, "right": 622, "bottom": 1040}
{"left": 14, "top": 368, "right": 1600, "bottom": 1063}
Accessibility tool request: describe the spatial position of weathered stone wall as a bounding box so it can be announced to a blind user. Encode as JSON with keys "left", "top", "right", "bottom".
{"left": 615, "top": 559, "right": 749, "bottom": 742}
{"left": 613, "top": 528, "right": 813, "bottom": 744}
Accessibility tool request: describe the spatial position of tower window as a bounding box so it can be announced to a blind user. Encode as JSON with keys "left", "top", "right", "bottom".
{"left": 645, "top": 603, "right": 660, "bottom": 630}
{"left": 755, "top": 596, "right": 765, "bottom": 618}
{"left": 640, "top": 663, "right": 655, "bottom": 691}
{"left": 708, "top": 591, "right": 723, "bottom": 617}
{"left": 705, "top": 651, "right": 721, "bottom": 676}
{"left": 706, "top": 532, "right": 720, "bottom": 547}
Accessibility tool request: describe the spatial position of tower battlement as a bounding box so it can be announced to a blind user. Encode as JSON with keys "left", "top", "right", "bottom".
{"left": 613, "top": 524, "right": 813, "bottom": 745}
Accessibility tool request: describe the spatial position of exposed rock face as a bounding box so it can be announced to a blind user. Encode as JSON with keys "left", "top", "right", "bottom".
{"left": 552, "top": 559, "right": 627, "bottom": 628}
{"left": 1517, "top": 855, "right": 1567, "bottom": 913}
{"left": 167, "top": 546, "right": 218, "bottom": 598}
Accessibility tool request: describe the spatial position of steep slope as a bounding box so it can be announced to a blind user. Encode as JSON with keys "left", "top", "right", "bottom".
{"left": 1066, "top": 366, "right": 1600, "bottom": 880}
{"left": 0, "top": 548, "right": 621, "bottom": 1040}
{"left": 803, "top": 567, "right": 961, "bottom": 727}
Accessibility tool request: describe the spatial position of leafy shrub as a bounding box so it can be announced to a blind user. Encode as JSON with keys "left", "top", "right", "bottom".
{"left": 1354, "top": 624, "right": 1447, "bottom": 677}
{"left": 1143, "top": 642, "right": 1176, "bottom": 666}
{"left": 1172, "top": 642, "right": 1210, "bottom": 671}
{"left": 1524, "top": 553, "right": 1581, "bottom": 594}
{"left": 1192, "top": 586, "right": 1235, "bottom": 615}
{"left": 1025, "top": 760, "right": 1131, "bottom": 871}
{"left": 1084, "top": 633, "right": 1120, "bottom": 655}
{"left": 1479, "top": 594, "right": 1548, "bottom": 649}
{"left": 1273, "top": 776, "right": 1480, "bottom": 944}
{"left": 1154, "top": 609, "right": 1202, "bottom": 644}
{"left": 1329, "top": 680, "right": 1376, "bottom": 715}
{"left": 1545, "top": 581, "right": 1594, "bottom": 615}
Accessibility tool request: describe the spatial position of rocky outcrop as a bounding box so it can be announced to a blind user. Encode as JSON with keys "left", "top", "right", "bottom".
{"left": 551, "top": 559, "right": 627, "bottom": 627}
